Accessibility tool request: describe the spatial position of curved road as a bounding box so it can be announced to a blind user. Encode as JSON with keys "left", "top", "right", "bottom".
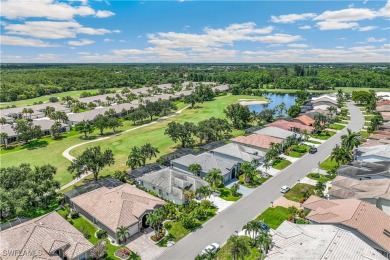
{"left": 157, "top": 102, "right": 364, "bottom": 260}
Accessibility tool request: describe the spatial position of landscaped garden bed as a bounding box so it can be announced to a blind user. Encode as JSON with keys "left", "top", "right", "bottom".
{"left": 114, "top": 248, "right": 131, "bottom": 260}
{"left": 272, "top": 158, "right": 292, "bottom": 170}
{"left": 216, "top": 236, "right": 262, "bottom": 260}
{"left": 310, "top": 130, "right": 336, "bottom": 140}
{"left": 217, "top": 187, "right": 242, "bottom": 201}
{"left": 287, "top": 144, "right": 310, "bottom": 158}
{"left": 239, "top": 175, "right": 269, "bottom": 188}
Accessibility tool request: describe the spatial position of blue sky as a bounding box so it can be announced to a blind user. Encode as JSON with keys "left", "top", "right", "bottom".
{"left": 1, "top": 0, "right": 389, "bottom": 62}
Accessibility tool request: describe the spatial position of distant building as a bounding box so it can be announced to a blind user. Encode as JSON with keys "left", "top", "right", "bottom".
{"left": 0, "top": 212, "right": 94, "bottom": 260}
{"left": 267, "top": 221, "right": 386, "bottom": 260}
{"left": 137, "top": 167, "right": 209, "bottom": 205}
{"left": 302, "top": 196, "right": 390, "bottom": 258}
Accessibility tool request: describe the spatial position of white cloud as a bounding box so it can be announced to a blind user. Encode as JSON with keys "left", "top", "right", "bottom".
{"left": 313, "top": 8, "right": 378, "bottom": 22}
{"left": 4, "top": 21, "right": 115, "bottom": 39}
{"left": 288, "top": 43, "right": 309, "bottom": 48}
{"left": 299, "top": 25, "right": 311, "bottom": 30}
{"left": 348, "top": 3, "right": 354, "bottom": 8}
{"left": 316, "top": 21, "right": 359, "bottom": 30}
{"left": 358, "top": 26, "right": 377, "bottom": 31}
{"left": 95, "top": 10, "right": 115, "bottom": 18}
{"left": 271, "top": 13, "right": 316, "bottom": 23}
{"left": 0, "top": 0, "right": 95, "bottom": 20}
{"left": 68, "top": 38, "right": 94, "bottom": 46}
{"left": 367, "top": 37, "right": 386, "bottom": 42}
{"left": 0, "top": 35, "right": 60, "bottom": 47}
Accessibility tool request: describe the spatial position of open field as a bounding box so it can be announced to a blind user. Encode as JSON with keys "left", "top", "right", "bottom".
{"left": 1, "top": 95, "right": 264, "bottom": 186}
{"left": 0, "top": 88, "right": 123, "bottom": 109}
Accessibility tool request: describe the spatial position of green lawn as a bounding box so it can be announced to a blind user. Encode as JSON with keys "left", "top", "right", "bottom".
{"left": 2, "top": 95, "right": 263, "bottom": 187}
{"left": 239, "top": 174, "right": 269, "bottom": 188}
{"left": 272, "top": 159, "right": 292, "bottom": 170}
{"left": 360, "top": 131, "right": 369, "bottom": 139}
{"left": 287, "top": 144, "right": 311, "bottom": 158}
{"left": 307, "top": 172, "right": 333, "bottom": 183}
{"left": 0, "top": 88, "right": 123, "bottom": 109}
{"left": 61, "top": 213, "right": 125, "bottom": 260}
{"left": 157, "top": 221, "right": 190, "bottom": 247}
{"left": 319, "top": 157, "right": 338, "bottom": 171}
{"left": 217, "top": 187, "right": 242, "bottom": 201}
{"left": 329, "top": 124, "right": 345, "bottom": 130}
{"left": 255, "top": 206, "right": 290, "bottom": 229}
{"left": 305, "top": 139, "right": 321, "bottom": 144}
{"left": 216, "top": 236, "right": 262, "bottom": 260}
{"left": 283, "top": 183, "right": 316, "bottom": 202}
{"left": 69, "top": 95, "right": 266, "bottom": 182}
{"left": 310, "top": 130, "right": 336, "bottom": 140}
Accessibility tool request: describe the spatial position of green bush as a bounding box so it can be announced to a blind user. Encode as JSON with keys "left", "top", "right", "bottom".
{"left": 70, "top": 210, "right": 80, "bottom": 219}
{"left": 291, "top": 145, "right": 308, "bottom": 153}
{"left": 96, "top": 229, "right": 108, "bottom": 239}
{"left": 310, "top": 173, "right": 320, "bottom": 178}
{"left": 67, "top": 219, "right": 74, "bottom": 225}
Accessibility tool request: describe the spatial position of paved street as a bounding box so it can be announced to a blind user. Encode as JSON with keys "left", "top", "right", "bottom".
{"left": 157, "top": 102, "right": 364, "bottom": 260}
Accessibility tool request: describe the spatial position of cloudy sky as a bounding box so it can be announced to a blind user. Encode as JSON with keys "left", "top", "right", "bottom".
{"left": 1, "top": 0, "right": 389, "bottom": 63}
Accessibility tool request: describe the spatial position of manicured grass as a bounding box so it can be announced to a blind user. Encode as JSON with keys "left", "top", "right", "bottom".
{"left": 364, "top": 115, "right": 375, "bottom": 120}
{"left": 305, "top": 139, "right": 321, "bottom": 144}
{"left": 255, "top": 206, "right": 290, "bottom": 229}
{"left": 217, "top": 187, "right": 242, "bottom": 201}
{"left": 239, "top": 174, "right": 269, "bottom": 188}
{"left": 283, "top": 183, "right": 316, "bottom": 202}
{"left": 307, "top": 172, "right": 333, "bottom": 183}
{"left": 310, "top": 130, "right": 336, "bottom": 140}
{"left": 329, "top": 124, "right": 345, "bottom": 130}
{"left": 360, "top": 131, "right": 369, "bottom": 139}
{"left": 158, "top": 221, "right": 190, "bottom": 247}
{"left": 364, "top": 121, "right": 371, "bottom": 127}
{"left": 216, "top": 236, "right": 262, "bottom": 260}
{"left": 287, "top": 144, "right": 310, "bottom": 158}
{"left": 65, "top": 214, "right": 124, "bottom": 260}
{"left": 0, "top": 88, "right": 123, "bottom": 109}
{"left": 319, "top": 157, "right": 338, "bottom": 171}
{"left": 272, "top": 159, "right": 292, "bottom": 170}
{"left": 70, "top": 95, "right": 265, "bottom": 181}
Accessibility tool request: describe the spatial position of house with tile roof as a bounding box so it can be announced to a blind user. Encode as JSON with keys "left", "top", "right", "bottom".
{"left": 0, "top": 211, "right": 94, "bottom": 260}
{"left": 171, "top": 152, "right": 240, "bottom": 183}
{"left": 355, "top": 145, "right": 390, "bottom": 162}
{"left": 70, "top": 184, "right": 165, "bottom": 243}
{"left": 329, "top": 176, "right": 390, "bottom": 214}
{"left": 266, "top": 221, "right": 386, "bottom": 260}
{"left": 293, "top": 114, "right": 315, "bottom": 126}
{"left": 337, "top": 161, "right": 389, "bottom": 179}
{"left": 137, "top": 167, "right": 209, "bottom": 205}
{"left": 302, "top": 196, "right": 390, "bottom": 258}
{"left": 211, "top": 142, "right": 266, "bottom": 163}
{"left": 254, "top": 126, "right": 301, "bottom": 141}
{"left": 230, "top": 134, "right": 284, "bottom": 152}
{"left": 265, "top": 120, "right": 313, "bottom": 133}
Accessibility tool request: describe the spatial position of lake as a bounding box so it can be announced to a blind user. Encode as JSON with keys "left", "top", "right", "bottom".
{"left": 248, "top": 93, "right": 296, "bottom": 115}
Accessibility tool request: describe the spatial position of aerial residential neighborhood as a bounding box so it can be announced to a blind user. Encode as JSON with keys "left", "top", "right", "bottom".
{"left": 1, "top": 0, "right": 390, "bottom": 260}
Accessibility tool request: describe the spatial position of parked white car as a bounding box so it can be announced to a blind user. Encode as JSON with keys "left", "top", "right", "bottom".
{"left": 202, "top": 243, "right": 220, "bottom": 255}
{"left": 280, "top": 186, "right": 290, "bottom": 193}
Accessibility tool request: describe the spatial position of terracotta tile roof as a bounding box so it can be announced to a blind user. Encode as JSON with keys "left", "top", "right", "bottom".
{"left": 380, "top": 112, "right": 390, "bottom": 121}
{"left": 376, "top": 100, "right": 390, "bottom": 106}
{"left": 303, "top": 196, "right": 390, "bottom": 253}
{"left": 294, "top": 115, "right": 315, "bottom": 126}
{"left": 71, "top": 184, "right": 165, "bottom": 232}
{"left": 266, "top": 120, "right": 313, "bottom": 132}
{"left": 230, "top": 134, "right": 283, "bottom": 149}
{"left": 369, "top": 132, "right": 390, "bottom": 140}
{"left": 0, "top": 212, "right": 94, "bottom": 260}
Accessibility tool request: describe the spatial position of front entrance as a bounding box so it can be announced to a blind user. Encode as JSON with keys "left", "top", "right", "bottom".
{"left": 231, "top": 168, "right": 237, "bottom": 179}
{"left": 141, "top": 214, "right": 149, "bottom": 228}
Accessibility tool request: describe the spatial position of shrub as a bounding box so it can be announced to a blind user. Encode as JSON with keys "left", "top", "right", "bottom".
{"left": 70, "top": 210, "right": 79, "bottom": 219}
{"left": 67, "top": 219, "right": 74, "bottom": 225}
{"left": 291, "top": 145, "right": 308, "bottom": 153}
{"left": 96, "top": 230, "right": 108, "bottom": 239}
{"left": 200, "top": 200, "right": 212, "bottom": 209}
{"left": 310, "top": 173, "right": 320, "bottom": 179}
{"left": 295, "top": 218, "right": 308, "bottom": 224}
{"left": 79, "top": 225, "right": 91, "bottom": 239}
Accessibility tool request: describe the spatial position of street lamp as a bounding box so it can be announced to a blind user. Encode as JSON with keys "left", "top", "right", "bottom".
{"left": 271, "top": 201, "right": 274, "bottom": 207}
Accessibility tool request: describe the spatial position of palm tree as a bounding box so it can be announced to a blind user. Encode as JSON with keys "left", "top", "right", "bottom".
{"left": 341, "top": 128, "right": 361, "bottom": 150}
{"left": 27, "top": 108, "right": 34, "bottom": 120}
{"left": 196, "top": 185, "right": 212, "bottom": 200}
{"left": 142, "top": 143, "right": 160, "bottom": 160}
{"left": 126, "top": 147, "right": 144, "bottom": 169}
{"left": 43, "top": 106, "right": 55, "bottom": 117}
{"left": 240, "top": 162, "right": 256, "bottom": 183}
{"left": 163, "top": 201, "right": 177, "bottom": 220}
{"left": 229, "top": 235, "right": 250, "bottom": 260}
{"left": 279, "top": 102, "right": 286, "bottom": 115}
{"left": 205, "top": 169, "right": 224, "bottom": 190}
{"left": 263, "top": 160, "right": 271, "bottom": 176}
{"left": 189, "top": 163, "right": 202, "bottom": 177}
{"left": 230, "top": 183, "right": 240, "bottom": 197}
{"left": 0, "top": 132, "right": 8, "bottom": 148}
{"left": 257, "top": 231, "right": 272, "bottom": 255}
{"left": 301, "top": 129, "right": 309, "bottom": 141}
{"left": 0, "top": 117, "right": 6, "bottom": 125}
{"left": 331, "top": 145, "right": 353, "bottom": 166}
{"left": 116, "top": 226, "right": 130, "bottom": 244}
{"left": 243, "top": 220, "right": 260, "bottom": 245}
{"left": 316, "top": 181, "right": 326, "bottom": 193}
{"left": 146, "top": 209, "right": 165, "bottom": 236}
{"left": 22, "top": 108, "right": 28, "bottom": 119}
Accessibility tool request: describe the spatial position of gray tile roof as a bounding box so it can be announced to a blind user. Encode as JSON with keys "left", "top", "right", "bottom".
{"left": 0, "top": 119, "right": 67, "bottom": 137}
{"left": 172, "top": 152, "right": 238, "bottom": 176}
{"left": 356, "top": 144, "right": 390, "bottom": 160}
{"left": 212, "top": 84, "right": 229, "bottom": 92}
{"left": 254, "top": 126, "right": 299, "bottom": 140}
{"left": 0, "top": 103, "right": 68, "bottom": 118}
{"left": 267, "top": 221, "right": 386, "bottom": 260}
{"left": 78, "top": 93, "right": 117, "bottom": 104}
{"left": 138, "top": 167, "right": 209, "bottom": 201}
{"left": 337, "top": 161, "right": 390, "bottom": 178}
{"left": 211, "top": 143, "right": 265, "bottom": 162}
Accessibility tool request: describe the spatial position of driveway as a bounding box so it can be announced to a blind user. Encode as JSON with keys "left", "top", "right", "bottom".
{"left": 157, "top": 102, "right": 364, "bottom": 260}
{"left": 126, "top": 229, "right": 166, "bottom": 260}
{"left": 225, "top": 179, "right": 254, "bottom": 197}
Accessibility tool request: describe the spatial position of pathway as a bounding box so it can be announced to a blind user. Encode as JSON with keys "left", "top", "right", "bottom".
{"left": 59, "top": 105, "right": 190, "bottom": 191}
